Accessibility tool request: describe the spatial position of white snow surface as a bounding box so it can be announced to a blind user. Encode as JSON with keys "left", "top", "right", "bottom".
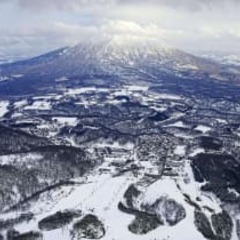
{"left": 52, "top": 117, "right": 78, "bottom": 126}
{"left": 125, "top": 85, "right": 149, "bottom": 91}
{"left": 14, "top": 99, "right": 28, "bottom": 109}
{"left": 168, "top": 121, "right": 187, "bottom": 128}
{"left": 189, "top": 148, "right": 205, "bottom": 157}
{"left": 133, "top": 177, "right": 205, "bottom": 240}
{"left": 195, "top": 125, "right": 212, "bottom": 133}
{"left": 0, "top": 101, "right": 9, "bottom": 118}
{"left": 157, "top": 93, "right": 182, "bottom": 100}
{"left": 65, "top": 87, "right": 109, "bottom": 95}
{"left": 0, "top": 153, "right": 43, "bottom": 167}
{"left": 1, "top": 152, "right": 225, "bottom": 240}
{"left": 0, "top": 76, "right": 9, "bottom": 82}
{"left": 174, "top": 145, "right": 186, "bottom": 156}
{"left": 0, "top": 148, "right": 232, "bottom": 240}
{"left": 55, "top": 76, "right": 69, "bottom": 82}
{"left": 24, "top": 100, "right": 52, "bottom": 110}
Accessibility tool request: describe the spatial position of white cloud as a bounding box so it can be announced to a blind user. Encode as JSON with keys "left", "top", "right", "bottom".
{"left": 0, "top": 0, "right": 240, "bottom": 59}
{"left": 6, "top": 0, "right": 240, "bottom": 12}
{"left": 201, "top": 25, "right": 240, "bottom": 39}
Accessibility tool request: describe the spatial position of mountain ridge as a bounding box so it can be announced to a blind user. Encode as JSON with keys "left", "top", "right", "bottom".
{"left": 1, "top": 38, "right": 240, "bottom": 86}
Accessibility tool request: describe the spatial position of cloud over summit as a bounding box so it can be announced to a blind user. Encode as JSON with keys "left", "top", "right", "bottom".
{"left": 0, "top": 0, "right": 240, "bottom": 60}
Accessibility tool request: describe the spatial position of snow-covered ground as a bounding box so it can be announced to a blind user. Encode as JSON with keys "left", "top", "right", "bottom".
{"left": 0, "top": 174, "right": 205, "bottom": 240}
{"left": 24, "top": 100, "right": 52, "bottom": 110}
{"left": 0, "top": 153, "right": 43, "bottom": 167}
{"left": 0, "top": 84, "right": 237, "bottom": 240}
{"left": 174, "top": 145, "right": 186, "bottom": 156}
{"left": 55, "top": 76, "right": 69, "bottom": 82}
{"left": 168, "top": 121, "right": 188, "bottom": 128}
{"left": 52, "top": 117, "right": 78, "bottom": 127}
{"left": 125, "top": 85, "right": 149, "bottom": 92}
{"left": 177, "top": 64, "right": 199, "bottom": 70}
{"left": 0, "top": 141, "right": 227, "bottom": 240}
{"left": 189, "top": 148, "right": 205, "bottom": 157}
{"left": 65, "top": 87, "right": 109, "bottom": 96}
{"left": 0, "top": 76, "right": 9, "bottom": 82}
{"left": 157, "top": 93, "right": 182, "bottom": 101}
{"left": 194, "top": 125, "right": 212, "bottom": 133}
{"left": 134, "top": 177, "right": 205, "bottom": 240}
{"left": 14, "top": 99, "right": 28, "bottom": 109}
{"left": 0, "top": 101, "right": 9, "bottom": 118}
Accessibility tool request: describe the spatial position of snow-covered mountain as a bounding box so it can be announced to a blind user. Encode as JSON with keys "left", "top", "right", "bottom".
{"left": 201, "top": 53, "right": 240, "bottom": 67}
{"left": 0, "top": 39, "right": 240, "bottom": 240}
{"left": 1, "top": 38, "right": 240, "bottom": 88}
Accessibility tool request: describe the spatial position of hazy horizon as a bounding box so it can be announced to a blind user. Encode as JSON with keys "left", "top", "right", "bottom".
{"left": 1, "top": 0, "right": 240, "bottom": 60}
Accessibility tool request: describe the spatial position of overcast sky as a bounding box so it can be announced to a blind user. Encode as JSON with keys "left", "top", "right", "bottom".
{"left": 0, "top": 0, "right": 240, "bottom": 60}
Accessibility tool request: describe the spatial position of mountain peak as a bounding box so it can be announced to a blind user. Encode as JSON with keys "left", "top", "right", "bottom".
{"left": 1, "top": 38, "right": 239, "bottom": 85}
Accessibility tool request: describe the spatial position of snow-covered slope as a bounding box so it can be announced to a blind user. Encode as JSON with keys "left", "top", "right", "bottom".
{"left": 0, "top": 38, "right": 240, "bottom": 86}
{"left": 201, "top": 53, "right": 240, "bottom": 66}
{"left": 0, "top": 39, "right": 240, "bottom": 240}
